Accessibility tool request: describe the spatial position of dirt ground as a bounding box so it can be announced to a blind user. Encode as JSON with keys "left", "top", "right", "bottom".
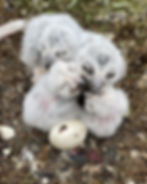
{"left": 0, "top": 0, "right": 147, "bottom": 184}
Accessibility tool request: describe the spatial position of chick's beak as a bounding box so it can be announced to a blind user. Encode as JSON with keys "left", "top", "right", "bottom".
{"left": 79, "top": 74, "right": 104, "bottom": 94}
{"left": 90, "top": 78, "right": 105, "bottom": 93}
{"left": 43, "top": 55, "right": 54, "bottom": 69}
{"left": 78, "top": 75, "right": 91, "bottom": 91}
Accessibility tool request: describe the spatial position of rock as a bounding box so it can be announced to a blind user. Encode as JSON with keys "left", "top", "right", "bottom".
{"left": 105, "top": 165, "right": 116, "bottom": 175}
{"left": 2, "top": 147, "right": 12, "bottom": 157}
{"left": 130, "top": 149, "right": 140, "bottom": 159}
{"left": 126, "top": 179, "right": 136, "bottom": 184}
{"left": 0, "top": 125, "right": 16, "bottom": 140}
{"left": 21, "top": 147, "right": 40, "bottom": 174}
{"left": 129, "top": 150, "right": 147, "bottom": 160}
{"left": 82, "top": 164, "right": 102, "bottom": 176}
{"left": 40, "top": 177, "right": 50, "bottom": 184}
{"left": 137, "top": 72, "right": 147, "bottom": 89}
{"left": 137, "top": 132, "right": 146, "bottom": 142}
{"left": 21, "top": 147, "right": 35, "bottom": 162}
{"left": 56, "top": 168, "right": 73, "bottom": 183}
{"left": 49, "top": 120, "right": 87, "bottom": 150}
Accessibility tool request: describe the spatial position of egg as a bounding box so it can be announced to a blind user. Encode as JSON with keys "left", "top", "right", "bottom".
{"left": 49, "top": 120, "right": 87, "bottom": 150}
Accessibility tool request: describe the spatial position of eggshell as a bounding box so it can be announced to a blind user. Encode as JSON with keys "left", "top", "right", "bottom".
{"left": 49, "top": 120, "right": 87, "bottom": 150}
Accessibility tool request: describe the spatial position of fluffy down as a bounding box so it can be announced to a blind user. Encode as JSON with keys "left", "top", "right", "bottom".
{"left": 82, "top": 86, "right": 129, "bottom": 137}
{"left": 21, "top": 13, "right": 83, "bottom": 69}
{"left": 22, "top": 61, "right": 84, "bottom": 131}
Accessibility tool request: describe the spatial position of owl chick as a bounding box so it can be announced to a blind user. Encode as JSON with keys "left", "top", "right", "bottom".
{"left": 82, "top": 86, "right": 129, "bottom": 138}
{"left": 23, "top": 60, "right": 129, "bottom": 137}
{"left": 0, "top": 13, "right": 83, "bottom": 80}
{"left": 21, "top": 13, "right": 83, "bottom": 70}
{"left": 75, "top": 31, "right": 127, "bottom": 92}
{"left": 22, "top": 61, "right": 84, "bottom": 131}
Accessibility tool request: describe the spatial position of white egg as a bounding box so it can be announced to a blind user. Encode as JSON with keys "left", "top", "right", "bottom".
{"left": 49, "top": 120, "right": 87, "bottom": 150}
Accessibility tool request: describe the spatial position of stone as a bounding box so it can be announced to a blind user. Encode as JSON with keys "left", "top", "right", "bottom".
{"left": 0, "top": 125, "right": 16, "bottom": 140}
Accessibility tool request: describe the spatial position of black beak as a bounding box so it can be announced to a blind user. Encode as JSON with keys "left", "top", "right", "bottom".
{"left": 79, "top": 75, "right": 91, "bottom": 92}
{"left": 44, "top": 55, "right": 54, "bottom": 69}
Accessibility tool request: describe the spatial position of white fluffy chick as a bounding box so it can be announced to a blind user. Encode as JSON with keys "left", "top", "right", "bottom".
{"left": 75, "top": 31, "right": 127, "bottom": 91}
{"left": 20, "top": 13, "right": 83, "bottom": 70}
{"left": 0, "top": 13, "right": 83, "bottom": 76}
{"left": 23, "top": 60, "right": 129, "bottom": 137}
{"left": 23, "top": 61, "right": 84, "bottom": 131}
{"left": 82, "top": 86, "right": 129, "bottom": 138}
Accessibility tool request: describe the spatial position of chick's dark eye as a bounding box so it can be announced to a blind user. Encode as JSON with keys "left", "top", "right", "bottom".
{"left": 82, "top": 63, "right": 94, "bottom": 75}
{"left": 106, "top": 72, "right": 115, "bottom": 79}
{"left": 44, "top": 62, "right": 51, "bottom": 69}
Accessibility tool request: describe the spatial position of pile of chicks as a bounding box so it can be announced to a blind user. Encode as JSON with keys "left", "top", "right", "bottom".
{"left": 1, "top": 13, "right": 129, "bottom": 150}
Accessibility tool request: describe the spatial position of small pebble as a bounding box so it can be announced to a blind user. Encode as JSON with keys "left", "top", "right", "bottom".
{"left": 0, "top": 125, "right": 16, "bottom": 140}
{"left": 130, "top": 150, "right": 139, "bottom": 159}
{"left": 56, "top": 168, "right": 73, "bottom": 183}
{"left": 137, "top": 132, "right": 146, "bottom": 142}
{"left": 126, "top": 179, "right": 136, "bottom": 184}
{"left": 21, "top": 147, "right": 39, "bottom": 173}
{"left": 82, "top": 164, "right": 102, "bottom": 175}
{"left": 12, "top": 157, "right": 25, "bottom": 170}
{"left": 137, "top": 72, "right": 147, "bottom": 89}
{"left": 105, "top": 165, "right": 116, "bottom": 175}
{"left": 41, "top": 177, "right": 50, "bottom": 184}
{"left": 21, "top": 147, "right": 34, "bottom": 162}
{"left": 2, "top": 147, "right": 12, "bottom": 157}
